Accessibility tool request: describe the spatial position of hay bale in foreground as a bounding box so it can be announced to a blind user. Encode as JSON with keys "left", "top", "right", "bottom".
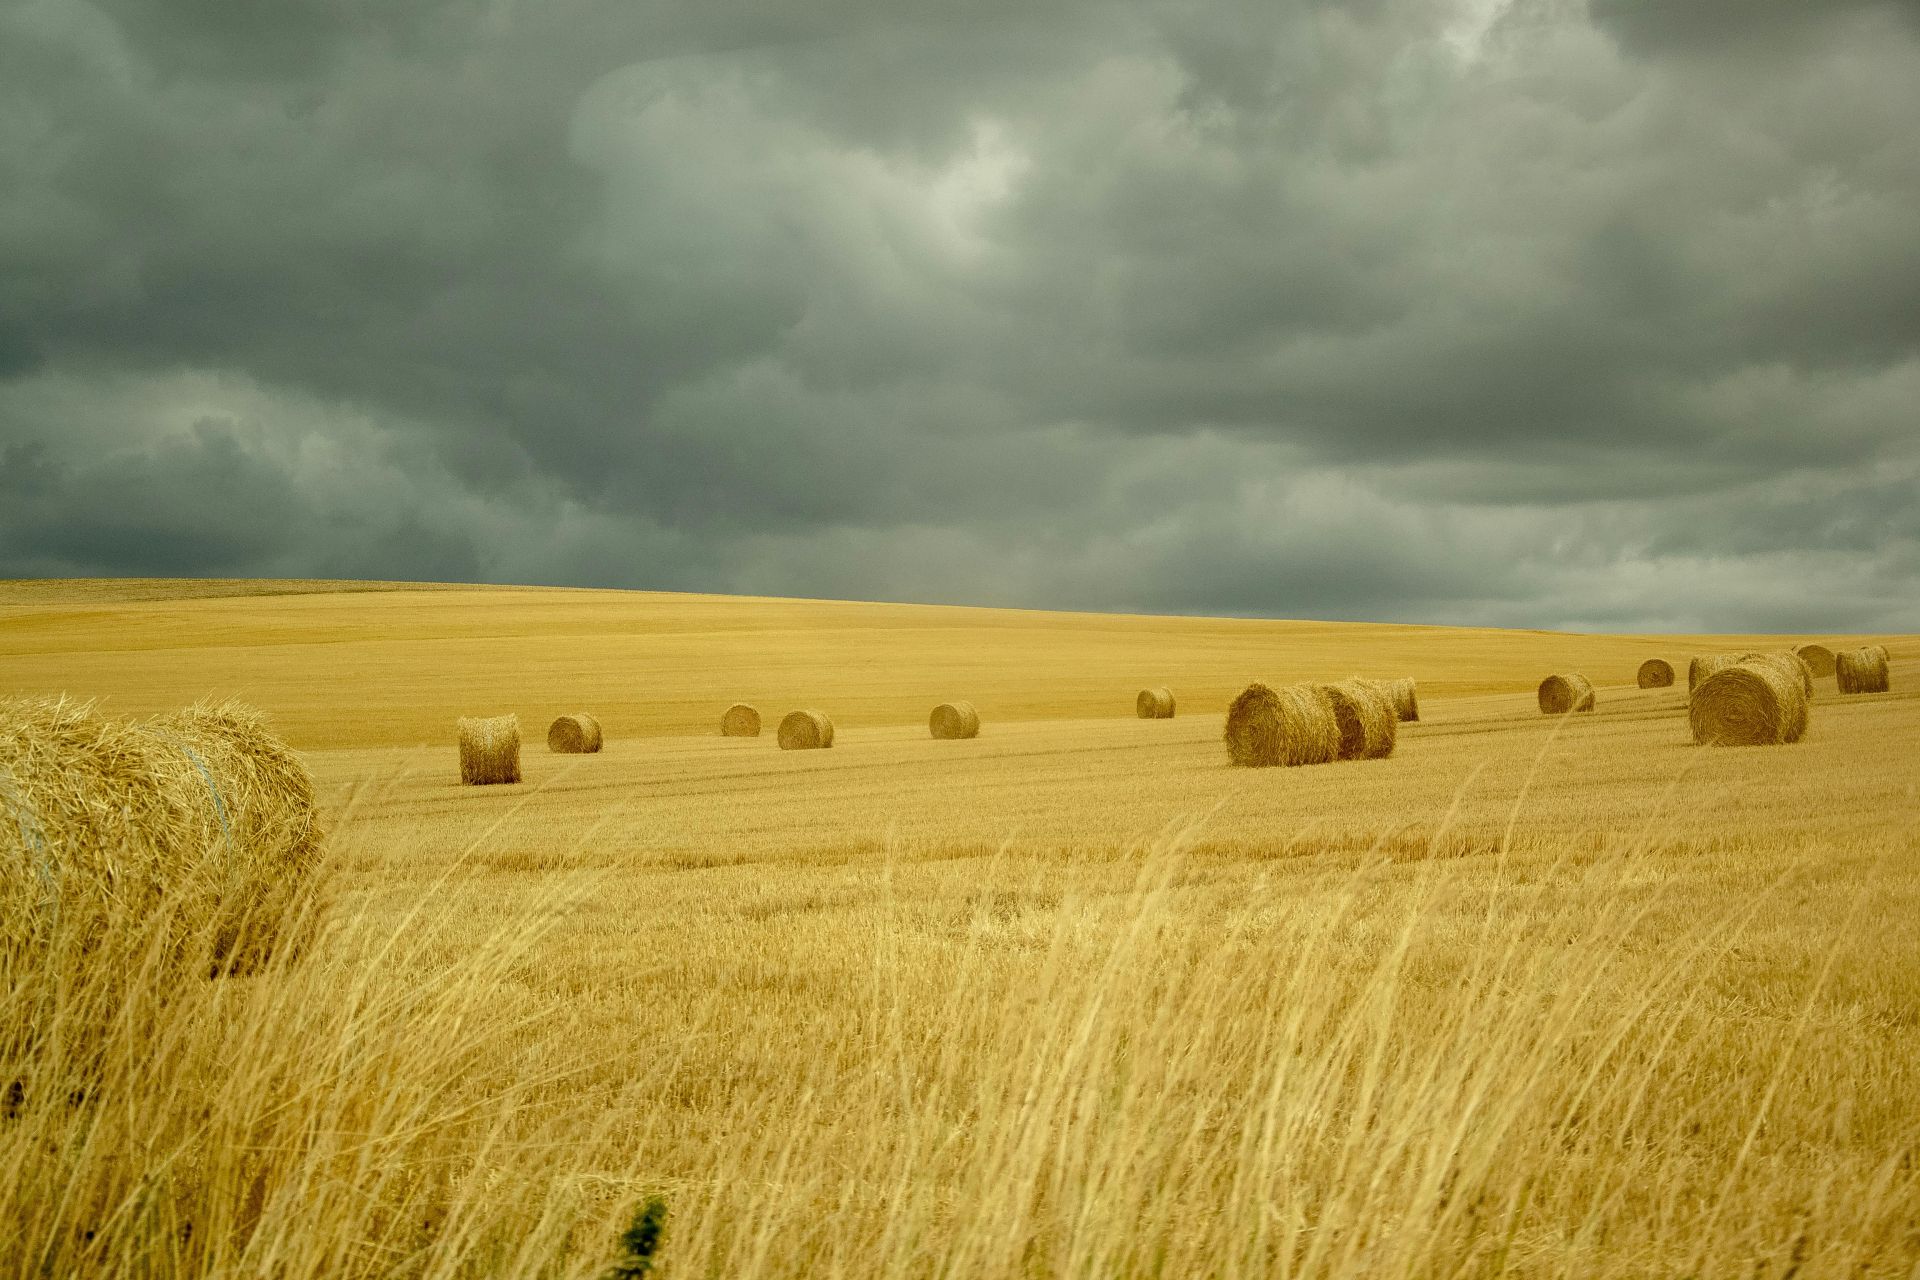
{"left": 1537, "top": 673, "right": 1595, "bottom": 715}
{"left": 546, "top": 713, "right": 602, "bottom": 754}
{"left": 1383, "top": 677, "right": 1419, "bottom": 722}
{"left": 1136, "top": 687, "right": 1176, "bottom": 719}
{"left": 458, "top": 714, "right": 521, "bottom": 785}
{"left": 777, "top": 710, "right": 835, "bottom": 750}
{"left": 721, "top": 703, "right": 762, "bottom": 737}
{"left": 1751, "top": 651, "right": 1813, "bottom": 700}
{"left": 1323, "top": 680, "right": 1397, "bottom": 760}
{"left": 929, "top": 701, "right": 981, "bottom": 740}
{"left": 1224, "top": 682, "right": 1340, "bottom": 767}
{"left": 1690, "top": 660, "right": 1809, "bottom": 746}
{"left": 1688, "top": 652, "right": 1762, "bottom": 692}
{"left": 1637, "top": 658, "right": 1675, "bottom": 689}
{"left": 1, "top": 697, "right": 322, "bottom": 983}
{"left": 1836, "top": 647, "right": 1891, "bottom": 695}
{"left": 1792, "top": 644, "right": 1836, "bottom": 678}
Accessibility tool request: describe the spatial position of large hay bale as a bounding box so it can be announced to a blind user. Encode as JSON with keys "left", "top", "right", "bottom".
{"left": 1537, "top": 673, "right": 1595, "bottom": 715}
{"left": 1835, "top": 647, "right": 1891, "bottom": 695}
{"left": 1383, "top": 677, "right": 1419, "bottom": 722}
{"left": 721, "top": 703, "right": 762, "bottom": 737}
{"left": 777, "top": 710, "right": 835, "bottom": 750}
{"left": 1688, "top": 652, "right": 1762, "bottom": 692}
{"left": 1791, "top": 644, "right": 1836, "bottom": 679}
{"left": 1136, "top": 687, "right": 1176, "bottom": 719}
{"left": 457, "top": 714, "right": 521, "bottom": 785}
{"left": 546, "top": 713, "right": 602, "bottom": 754}
{"left": 1751, "top": 651, "right": 1813, "bottom": 700}
{"left": 1, "top": 697, "right": 322, "bottom": 984}
{"left": 929, "top": 701, "right": 981, "bottom": 740}
{"left": 1636, "top": 658, "right": 1675, "bottom": 689}
{"left": 1224, "top": 682, "right": 1340, "bottom": 768}
{"left": 1323, "top": 680, "right": 1397, "bottom": 760}
{"left": 1690, "top": 660, "right": 1809, "bottom": 746}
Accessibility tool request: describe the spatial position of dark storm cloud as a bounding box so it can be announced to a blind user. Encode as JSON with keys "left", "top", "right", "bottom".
{"left": 1, "top": 0, "right": 1916, "bottom": 630}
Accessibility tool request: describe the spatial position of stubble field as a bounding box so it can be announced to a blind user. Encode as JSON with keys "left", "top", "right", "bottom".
{"left": 3, "top": 579, "right": 1918, "bottom": 1278}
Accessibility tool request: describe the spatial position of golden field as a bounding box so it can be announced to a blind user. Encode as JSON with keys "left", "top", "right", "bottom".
{"left": 3, "top": 578, "right": 1918, "bottom": 1278}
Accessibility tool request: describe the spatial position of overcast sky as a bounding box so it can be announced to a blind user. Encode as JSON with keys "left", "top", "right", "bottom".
{"left": 2, "top": 0, "right": 1916, "bottom": 631}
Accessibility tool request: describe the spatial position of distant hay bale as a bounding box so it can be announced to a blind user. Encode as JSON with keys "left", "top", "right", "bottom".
{"left": 721, "top": 703, "right": 762, "bottom": 737}
{"left": 1791, "top": 644, "right": 1836, "bottom": 679}
{"left": 1835, "top": 647, "right": 1891, "bottom": 695}
{"left": 1637, "top": 658, "right": 1675, "bottom": 689}
{"left": 777, "top": 710, "right": 835, "bottom": 750}
{"left": 1, "top": 697, "right": 322, "bottom": 988}
{"left": 929, "top": 701, "right": 981, "bottom": 740}
{"left": 1384, "top": 677, "right": 1419, "bottom": 722}
{"left": 546, "top": 713, "right": 602, "bottom": 754}
{"left": 1690, "top": 660, "right": 1809, "bottom": 746}
{"left": 1223, "top": 682, "right": 1340, "bottom": 767}
{"left": 1323, "top": 680, "right": 1397, "bottom": 760}
{"left": 1136, "top": 687, "right": 1176, "bottom": 719}
{"left": 1537, "top": 673, "right": 1595, "bottom": 715}
{"left": 1687, "top": 652, "right": 1762, "bottom": 692}
{"left": 457, "top": 714, "right": 521, "bottom": 785}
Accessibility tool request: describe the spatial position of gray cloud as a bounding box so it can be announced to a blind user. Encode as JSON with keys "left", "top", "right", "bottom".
{"left": 1, "top": 0, "right": 1916, "bottom": 630}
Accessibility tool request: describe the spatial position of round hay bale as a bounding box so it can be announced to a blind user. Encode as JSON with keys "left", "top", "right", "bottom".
{"left": 777, "top": 710, "right": 835, "bottom": 750}
{"left": 1636, "top": 658, "right": 1675, "bottom": 689}
{"left": 546, "top": 712, "right": 602, "bottom": 754}
{"left": 1537, "top": 673, "right": 1595, "bottom": 715}
{"left": 458, "top": 714, "right": 521, "bottom": 785}
{"left": 1, "top": 697, "right": 322, "bottom": 991}
{"left": 1688, "top": 652, "right": 1762, "bottom": 692}
{"left": 1323, "top": 680, "right": 1397, "bottom": 760}
{"left": 929, "top": 701, "right": 981, "bottom": 740}
{"left": 1381, "top": 677, "right": 1419, "bottom": 722}
{"left": 1223, "top": 682, "right": 1340, "bottom": 768}
{"left": 1136, "top": 687, "right": 1176, "bottom": 719}
{"left": 1791, "top": 644, "right": 1836, "bottom": 679}
{"left": 1835, "top": 647, "right": 1891, "bottom": 695}
{"left": 1690, "top": 660, "right": 1809, "bottom": 746}
{"left": 1750, "top": 651, "right": 1813, "bottom": 700}
{"left": 721, "top": 703, "right": 762, "bottom": 737}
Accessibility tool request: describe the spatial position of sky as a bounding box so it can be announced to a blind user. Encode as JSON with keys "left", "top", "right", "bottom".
{"left": 1, "top": 0, "right": 1916, "bottom": 632}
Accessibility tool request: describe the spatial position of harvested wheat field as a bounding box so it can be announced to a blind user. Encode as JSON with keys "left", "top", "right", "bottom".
{"left": 1, "top": 579, "right": 1917, "bottom": 1279}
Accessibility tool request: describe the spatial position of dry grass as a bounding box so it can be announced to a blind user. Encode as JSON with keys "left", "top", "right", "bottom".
{"left": 0, "top": 582, "right": 1916, "bottom": 1277}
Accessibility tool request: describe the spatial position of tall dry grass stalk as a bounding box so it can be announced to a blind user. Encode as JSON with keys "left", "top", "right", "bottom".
{"left": 4, "top": 764, "right": 1913, "bottom": 1278}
